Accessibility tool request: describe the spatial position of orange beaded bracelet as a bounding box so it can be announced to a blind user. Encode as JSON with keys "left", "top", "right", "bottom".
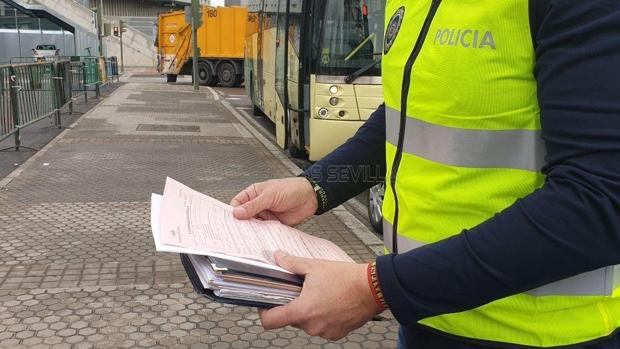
{"left": 367, "top": 261, "right": 387, "bottom": 310}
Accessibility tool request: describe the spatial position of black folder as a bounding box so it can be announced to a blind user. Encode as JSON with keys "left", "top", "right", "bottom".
{"left": 180, "top": 254, "right": 301, "bottom": 308}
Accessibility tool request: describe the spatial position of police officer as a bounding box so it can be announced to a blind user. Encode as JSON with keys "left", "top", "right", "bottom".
{"left": 231, "top": 0, "right": 620, "bottom": 347}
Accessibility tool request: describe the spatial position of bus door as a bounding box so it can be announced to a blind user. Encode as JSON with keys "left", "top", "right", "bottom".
{"left": 286, "top": 0, "right": 307, "bottom": 156}
{"left": 255, "top": 0, "right": 266, "bottom": 110}
{"left": 275, "top": 0, "right": 307, "bottom": 155}
{"left": 274, "top": 0, "right": 289, "bottom": 148}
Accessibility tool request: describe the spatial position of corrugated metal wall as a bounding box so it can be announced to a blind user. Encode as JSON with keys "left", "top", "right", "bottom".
{"left": 0, "top": 30, "right": 76, "bottom": 61}
{"left": 0, "top": 1, "right": 97, "bottom": 62}
{"left": 74, "top": 28, "right": 98, "bottom": 56}
{"left": 0, "top": 28, "right": 99, "bottom": 61}
{"left": 89, "top": 0, "right": 241, "bottom": 17}
{"left": 89, "top": 0, "right": 180, "bottom": 17}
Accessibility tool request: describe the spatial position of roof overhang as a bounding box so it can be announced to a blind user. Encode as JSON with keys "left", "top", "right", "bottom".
{"left": 2, "top": 0, "right": 76, "bottom": 33}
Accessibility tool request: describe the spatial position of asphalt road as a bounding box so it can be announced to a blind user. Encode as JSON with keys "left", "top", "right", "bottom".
{"left": 210, "top": 86, "right": 380, "bottom": 238}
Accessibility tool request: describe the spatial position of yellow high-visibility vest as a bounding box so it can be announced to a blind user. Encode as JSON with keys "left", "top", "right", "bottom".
{"left": 382, "top": 0, "right": 620, "bottom": 346}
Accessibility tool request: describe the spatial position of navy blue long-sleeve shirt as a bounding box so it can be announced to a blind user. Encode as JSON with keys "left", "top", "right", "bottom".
{"left": 305, "top": 0, "right": 620, "bottom": 347}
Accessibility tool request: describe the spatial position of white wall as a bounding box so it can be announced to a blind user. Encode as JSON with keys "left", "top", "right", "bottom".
{"left": 103, "top": 24, "right": 156, "bottom": 67}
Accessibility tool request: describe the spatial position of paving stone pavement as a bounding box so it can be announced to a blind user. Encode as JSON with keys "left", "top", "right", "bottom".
{"left": 0, "top": 84, "right": 120, "bottom": 181}
{"left": 0, "top": 78, "right": 399, "bottom": 348}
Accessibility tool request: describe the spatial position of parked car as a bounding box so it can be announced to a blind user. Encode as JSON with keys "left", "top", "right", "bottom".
{"left": 368, "top": 183, "right": 385, "bottom": 234}
{"left": 32, "top": 45, "right": 60, "bottom": 61}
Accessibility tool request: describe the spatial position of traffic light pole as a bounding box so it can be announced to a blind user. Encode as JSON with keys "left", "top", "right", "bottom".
{"left": 191, "top": 0, "right": 200, "bottom": 91}
{"left": 119, "top": 20, "right": 125, "bottom": 73}
{"left": 96, "top": 0, "right": 104, "bottom": 57}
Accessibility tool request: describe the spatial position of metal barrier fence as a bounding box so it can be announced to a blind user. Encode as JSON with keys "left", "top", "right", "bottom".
{"left": 9, "top": 56, "right": 72, "bottom": 64}
{"left": 12, "top": 63, "right": 58, "bottom": 130}
{"left": 70, "top": 61, "right": 86, "bottom": 100}
{"left": 0, "top": 56, "right": 119, "bottom": 151}
{"left": 9, "top": 56, "right": 120, "bottom": 86}
{"left": 83, "top": 57, "right": 102, "bottom": 91}
{"left": 0, "top": 66, "right": 13, "bottom": 140}
{"left": 54, "top": 60, "right": 74, "bottom": 116}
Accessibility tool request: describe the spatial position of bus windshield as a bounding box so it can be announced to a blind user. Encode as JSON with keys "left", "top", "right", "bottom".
{"left": 314, "top": 0, "right": 384, "bottom": 77}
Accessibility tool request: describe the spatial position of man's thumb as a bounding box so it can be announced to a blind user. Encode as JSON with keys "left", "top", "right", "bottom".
{"left": 274, "top": 251, "right": 312, "bottom": 276}
{"left": 233, "top": 194, "right": 270, "bottom": 219}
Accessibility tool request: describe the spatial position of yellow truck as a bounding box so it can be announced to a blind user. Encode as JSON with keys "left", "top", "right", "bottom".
{"left": 157, "top": 6, "right": 247, "bottom": 87}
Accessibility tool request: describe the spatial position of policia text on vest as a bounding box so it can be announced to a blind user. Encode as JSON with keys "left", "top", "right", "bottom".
{"left": 433, "top": 28, "right": 496, "bottom": 49}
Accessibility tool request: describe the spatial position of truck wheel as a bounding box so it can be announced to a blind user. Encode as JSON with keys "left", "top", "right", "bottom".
{"left": 217, "top": 62, "right": 236, "bottom": 88}
{"left": 167, "top": 74, "right": 177, "bottom": 83}
{"left": 233, "top": 74, "right": 244, "bottom": 87}
{"left": 198, "top": 62, "right": 215, "bottom": 86}
{"left": 208, "top": 76, "right": 219, "bottom": 87}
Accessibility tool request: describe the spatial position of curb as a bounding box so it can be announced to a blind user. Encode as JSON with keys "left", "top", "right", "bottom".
{"left": 210, "top": 87, "right": 384, "bottom": 256}
{"left": 209, "top": 88, "right": 301, "bottom": 176}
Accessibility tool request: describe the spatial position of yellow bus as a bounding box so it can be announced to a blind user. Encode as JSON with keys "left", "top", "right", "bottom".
{"left": 243, "top": 0, "right": 384, "bottom": 160}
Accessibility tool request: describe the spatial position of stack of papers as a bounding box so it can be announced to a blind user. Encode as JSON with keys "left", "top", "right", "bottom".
{"left": 151, "top": 178, "right": 353, "bottom": 308}
{"left": 183, "top": 254, "right": 302, "bottom": 306}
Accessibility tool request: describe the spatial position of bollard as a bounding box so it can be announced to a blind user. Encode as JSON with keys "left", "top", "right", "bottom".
{"left": 95, "top": 83, "right": 100, "bottom": 98}
{"left": 8, "top": 67, "right": 21, "bottom": 151}
{"left": 82, "top": 63, "right": 88, "bottom": 103}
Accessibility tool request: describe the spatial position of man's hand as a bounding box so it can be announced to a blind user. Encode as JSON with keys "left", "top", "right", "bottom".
{"left": 259, "top": 251, "right": 383, "bottom": 341}
{"left": 230, "top": 177, "right": 318, "bottom": 226}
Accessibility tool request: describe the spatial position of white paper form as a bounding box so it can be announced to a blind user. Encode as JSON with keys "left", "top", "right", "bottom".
{"left": 152, "top": 193, "right": 290, "bottom": 273}
{"left": 157, "top": 178, "right": 353, "bottom": 266}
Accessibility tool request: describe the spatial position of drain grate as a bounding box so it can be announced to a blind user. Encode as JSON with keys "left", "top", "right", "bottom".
{"left": 136, "top": 124, "right": 200, "bottom": 132}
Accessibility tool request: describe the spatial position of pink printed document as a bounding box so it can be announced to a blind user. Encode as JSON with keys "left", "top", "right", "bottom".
{"left": 151, "top": 178, "right": 353, "bottom": 273}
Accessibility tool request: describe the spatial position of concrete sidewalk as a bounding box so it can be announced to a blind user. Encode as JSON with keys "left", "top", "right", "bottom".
{"left": 0, "top": 85, "right": 121, "bottom": 180}
{"left": 0, "top": 77, "right": 398, "bottom": 348}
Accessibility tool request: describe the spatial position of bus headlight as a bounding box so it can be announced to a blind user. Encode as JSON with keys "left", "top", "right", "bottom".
{"left": 318, "top": 108, "right": 329, "bottom": 119}
{"left": 329, "top": 85, "right": 338, "bottom": 94}
{"left": 329, "top": 97, "right": 339, "bottom": 106}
